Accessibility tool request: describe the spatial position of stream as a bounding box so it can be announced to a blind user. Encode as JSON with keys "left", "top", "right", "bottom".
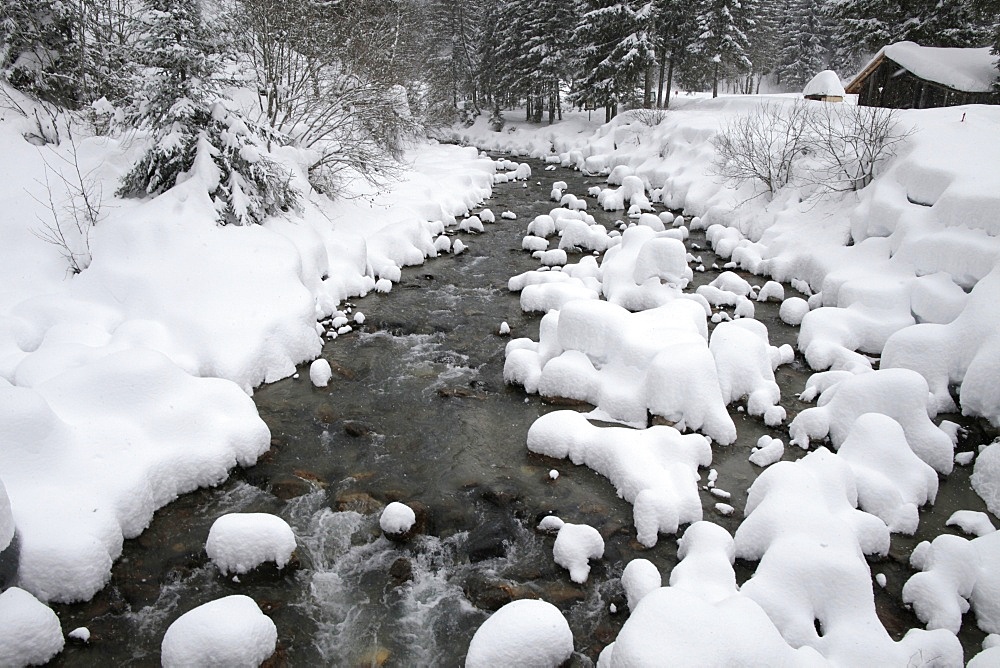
{"left": 51, "top": 157, "right": 997, "bottom": 666}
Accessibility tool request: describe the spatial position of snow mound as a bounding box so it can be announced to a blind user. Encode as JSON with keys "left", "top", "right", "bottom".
{"left": 542, "top": 516, "right": 604, "bottom": 584}
{"left": 789, "top": 368, "right": 954, "bottom": 474}
{"left": 0, "top": 587, "right": 64, "bottom": 667}
{"left": 161, "top": 595, "right": 277, "bottom": 667}
{"left": 379, "top": 501, "right": 416, "bottom": 536}
{"left": 621, "top": 559, "right": 661, "bottom": 611}
{"left": 904, "top": 530, "right": 1000, "bottom": 635}
{"left": 972, "top": 442, "right": 1000, "bottom": 516}
{"left": 527, "top": 411, "right": 711, "bottom": 547}
{"left": 205, "top": 513, "right": 296, "bottom": 575}
{"left": 465, "top": 599, "right": 573, "bottom": 668}
{"left": 309, "top": 358, "right": 332, "bottom": 387}
{"left": 803, "top": 70, "right": 846, "bottom": 97}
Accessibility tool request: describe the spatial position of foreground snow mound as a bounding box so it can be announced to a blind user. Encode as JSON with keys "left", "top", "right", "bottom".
{"left": 621, "top": 559, "right": 661, "bottom": 612}
{"left": 161, "top": 595, "right": 276, "bottom": 668}
{"left": 527, "top": 411, "right": 711, "bottom": 547}
{"left": 735, "top": 448, "right": 961, "bottom": 665}
{"left": 0, "top": 587, "right": 64, "bottom": 667}
{"left": 600, "top": 226, "right": 694, "bottom": 310}
{"left": 505, "top": 299, "right": 736, "bottom": 442}
{"left": 789, "top": 368, "right": 954, "bottom": 474}
{"left": 465, "top": 599, "right": 573, "bottom": 668}
{"left": 669, "top": 521, "right": 738, "bottom": 603}
{"left": 0, "top": 350, "right": 270, "bottom": 602}
{"left": 903, "top": 530, "right": 1000, "bottom": 635}
{"left": 206, "top": 513, "right": 296, "bottom": 575}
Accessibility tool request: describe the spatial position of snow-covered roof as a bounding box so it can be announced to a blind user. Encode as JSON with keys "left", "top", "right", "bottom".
{"left": 869, "top": 42, "right": 998, "bottom": 93}
{"left": 804, "top": 70, "right": 846, "bottom": 97}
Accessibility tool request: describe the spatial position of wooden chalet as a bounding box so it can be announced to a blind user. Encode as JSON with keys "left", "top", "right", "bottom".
{"left": 846, "top": 42, "right": 1000, "bottom": 109}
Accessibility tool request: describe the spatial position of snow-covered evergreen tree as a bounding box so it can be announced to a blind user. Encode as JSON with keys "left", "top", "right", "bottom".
{"left": 775, "top": 0, "right": 829, "bottom": 88}
{"left": 692, "top": 0, "right": 756, "bottom": 97}
{"left": 571, "top": 1, "right": 656, "bottom": 121}
{"left": 119, "top": 0, "right": 297, "bottom": 225}
{"left": 650, "top": 0, "right": 700, "bottom": 106}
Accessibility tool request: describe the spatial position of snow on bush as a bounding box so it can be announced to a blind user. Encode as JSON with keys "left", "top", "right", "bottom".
{"left": 206, "top": 513, "right": 296, "bottom": 575}
{"left": 527, "top": 411, "right": 710, "bottom": 547}
{"left": 789, "top": 368, "right": 954, "bottom": 474}
{"left": 161, "top": 595, "right": 277, "bottom": 668}
{"left": 466, "top": 599, "right": 573, "bottom": 668}
{"left": 0, "top": 587, "right": 64, "bottom": 667}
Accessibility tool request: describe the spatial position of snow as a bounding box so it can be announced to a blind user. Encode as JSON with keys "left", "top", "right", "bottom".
{"left": 465, "top": 599, "right": 573, "bottom": 668}
{"left": 881, "top": 42, "right": 999, "bottom": 93}
{"left": 379, "top": 501, "right": 416, "bottom": 536}
{"left": 309, "top": 358, "right": 333, "bottom": 387}
{"left": 0, "top": 478, "right": 12, "bottom": 554}
{"left": 946, "top": 510, "right": 996, "bottom": 537}
{"left": 750, "top": 435, "right": 785, "bottom": 468}
{"left": 973, "top": 441, "right": 1000, "bottom": 515}
{"left": 621, "top": 559, "right": 661, "bottom": 611}
{"left": 160, "top": 595, "right": 277, "bottom": 668}
{"left": 527, "top": 411, "right": 711, "bottom": 547}
{"left": 0, "top": 107, "right": 497, "bottom": 604}
{"left": 68, "top": 627, "right": 90, "bottom": 643}
{"left": 543, "top": 516, "right": 605, "bottom": 583}
{"left": 0, "top": 587, "right": 64, "bottom": 667}
{"left": 803, "top": 70, "right": 846, "bottom": 98}
{"left": 205, "top": 513, "right": 296, "bottom": 575}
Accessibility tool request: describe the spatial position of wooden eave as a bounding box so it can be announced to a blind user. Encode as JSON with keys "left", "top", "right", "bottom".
{"left": 845, "top": 53, "right": 886, "bottom": 94}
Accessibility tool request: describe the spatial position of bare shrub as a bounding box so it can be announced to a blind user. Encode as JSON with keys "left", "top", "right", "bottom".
{"left": 711, "top": 100, "right": 812, "bottom": 197}
{"left": 628, "top": 107, "right": 669, "bottom": 127}
{"left": 31, "top": 130, "right": 104, "bottom": 274}
{"left": 804, "top": 103, "right": 913, "bottom": 192}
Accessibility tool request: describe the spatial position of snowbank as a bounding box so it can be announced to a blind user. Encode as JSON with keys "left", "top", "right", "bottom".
{"left": 0, "top": 587, "right": 64, "bottom": 667}
{"left": 0, "top": 100, "right": 497, "bottom": 607}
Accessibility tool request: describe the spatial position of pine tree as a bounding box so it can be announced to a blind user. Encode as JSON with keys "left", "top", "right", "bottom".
{"left": 776, "top": 0, "right": 829, "bottom": 88}
{"left": 651, "top": 0, "right": 700, "bottom": 106}
{"left": 119, "top": 0, "right": 297, "bottom": 225}
{"left": 571, "top": 1, "right": 656, "bottom": 121}
{"left": 692, "top": 0, "right": 755, "bottom": 97}
{"left": 1, "top": 0, "right": 80, "bottom": 106}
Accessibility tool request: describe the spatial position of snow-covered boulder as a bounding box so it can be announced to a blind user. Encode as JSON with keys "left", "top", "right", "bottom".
{"left": 622, "top": 559, "right": 661, "bottom": 612}
{"left": 466, "top": 599, "right": 573, "bottom": 668}
{"left": 206, "top": 513, "right": 296, "bottom": 575}
{"left": 309, "top": 358, "right": 333, "bottom": 387}
{"left": 0, "top": 587, "right": 64, "bottom": 667}
{"left": 379, "top": 501, "right": 417, "bottom": 541}
{"left": 161, "top": 595, "right": 277, "bottom": 668}
{"left": 539, "top": 515, "right": 605, "bottom": 583}
{"left": 803, "top": 69, "right": 846, "bottom": 99}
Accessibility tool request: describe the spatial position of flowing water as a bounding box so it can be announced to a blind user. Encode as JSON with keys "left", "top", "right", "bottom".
{"left": 51, "top": 158, "right": 997, "bottom": 666}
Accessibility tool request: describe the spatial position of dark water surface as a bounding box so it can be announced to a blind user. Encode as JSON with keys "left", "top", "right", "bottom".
{"left": 50, "top": 159, "right": 997, "bottom": 666}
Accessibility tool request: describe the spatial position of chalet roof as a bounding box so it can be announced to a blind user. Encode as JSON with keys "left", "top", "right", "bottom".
{"left": 803, "top": 70, "right": 846, "bottom": 97}
{"left": 847, "top": 42, "right": 999, "bottom": 94}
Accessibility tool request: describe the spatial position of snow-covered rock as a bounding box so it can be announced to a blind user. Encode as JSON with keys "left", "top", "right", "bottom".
{"left": 465, "top": 599, "right": 573, "bottom": 668}
{"left": 379, "top": 501, "right": 417, "bottom": 539}
{"left": 0, "top": 587, "right": 64, "bottom": 667}
{"left": 161, "top": 595, "right": 277, "bottom": 668}
{"left": 309, "top": 358, "right": 333, "bottom": 387}
{"left": 206, "top": 513, "right": 296, "bottom": 575}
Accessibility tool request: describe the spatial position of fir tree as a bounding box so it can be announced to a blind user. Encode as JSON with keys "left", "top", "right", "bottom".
{"left": 692, "top": 0, "right": 755, "bottom": 97}
{"left": 119, "top": 0, "right": 297, "bottom": 225}
{"left": 775, "top": 0, "right": 829, "bottom": 88}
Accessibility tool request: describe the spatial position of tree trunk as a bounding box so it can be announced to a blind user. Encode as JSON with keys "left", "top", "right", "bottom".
{"left": 665, "top": 57, "right": 675, "bottom": 109}
{"left": 656, "top": 55, "right": 666, "bottom": 108}
{"left": 643, "top": 65, "right": 653, "bottom": 108}
{"left": 712, "top": 60, "right": 719, "bottom": 98}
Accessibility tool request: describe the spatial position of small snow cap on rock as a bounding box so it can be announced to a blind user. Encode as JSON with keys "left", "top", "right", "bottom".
{"left": 539, "top": 515, "right": 604, "bottom": 583}
{"left": 0, "top": 587, "right": 65, "bottom": 667}
{"left": 161, "top": 595, "right": 277, "bottom": 668}
{"left": 206, "top": 513, "right": 296, "bottom": 575}
{"left": 499, "top": 321, "right": 511, "bottom": 336}
{"left": 309, "top": 359, "right": 333, "bottom": 387}
{"left": 465, "top": 599, "right": 573, "bottom": 668}
{"left": 380, "top": 501, "right": 417, "bottom": 541}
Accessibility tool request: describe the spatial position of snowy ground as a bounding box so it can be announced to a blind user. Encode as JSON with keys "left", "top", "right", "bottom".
{"left": 2, "top": 87, "right": 1000, "bottom": 664}
{"left": 451, "top": 98, "right": 1000, "bottom": 665}
{"left": 0, "top": 84, "right": 494, "bottom": 637}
